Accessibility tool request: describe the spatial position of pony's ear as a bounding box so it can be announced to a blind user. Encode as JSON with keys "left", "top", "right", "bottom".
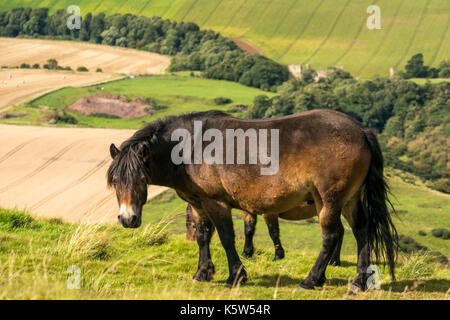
{"left": 110, "top": 144, "right": 120, "bottom": 159}
{"left": 138, "top": 143, "right": 150, "bottom": 163}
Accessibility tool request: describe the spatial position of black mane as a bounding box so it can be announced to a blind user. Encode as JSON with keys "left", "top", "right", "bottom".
{"left": 107, "top": 110, "right": 230, "bottom": 188}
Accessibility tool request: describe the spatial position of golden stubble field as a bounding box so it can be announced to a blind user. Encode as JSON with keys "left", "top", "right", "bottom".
{"left": 0, "top": 124, "right": 167, "bottom": 223}
{"left": 0, "top": 37, "right": 171, "bottom": 111}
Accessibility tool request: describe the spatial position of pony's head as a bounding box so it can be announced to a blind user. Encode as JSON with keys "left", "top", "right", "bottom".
{"left": 107, "top": 142, "right": 150, "bottom": 228}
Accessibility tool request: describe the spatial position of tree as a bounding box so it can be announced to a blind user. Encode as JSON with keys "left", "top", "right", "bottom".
{"left": 90, "top": 13, "right": 105, "bottom": 43}
{"left": 80, "top": 12, "right": 92, "bottom": 41}
{"left": 23, "top": 8, "right": 48, "bottom": 36}
{"left": 438, "top": 60, "right": 450, "bottom": 78}
{"left": 404, "top": 53, "right": 428, "bottom": 78}
{"left": 47, "top": 59, "right": 58, "bottom": 70}
{"left": 249, "top": 95, "right": 271, "bottom": 119}
{"left": 101, "top": 26, "right": 119, "bottom": 46}
{"left": 401, "top": 53, "right": 439, "bottom": 79}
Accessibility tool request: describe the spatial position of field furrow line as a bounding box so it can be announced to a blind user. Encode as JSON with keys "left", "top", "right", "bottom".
{"left": 30, "top": 156, "right": 110, "bottom": 211}
{"left": 0, "top": 142, "right": 78, "bottom": 193}
{"left": 82, "top": 193, "right": 115, "bottom": 217}
{"left": 158, "top": 0, "right": 176, "bottom": 18}
{"left": 426, "top": 16, "right": 449, "bottom": 66}
{"left": 332, "top": 1, "right": 379, "bottom": 66}
{"left": 221, "top": 0, "right": 249, "bottom": 33}
{"left": 357, "top": 0, "right": 406, "bottom": 75}
{"left": 114, "top": 0, "right": 128, "bottom": 14}
{"left": 239, "top": 0, "right": 274, "bottom": 38}
{"left": 136, "top": 0, "right": 152, "bottom": 15}
{"left": 91, "top": 0, "right": 106, "bottom": 13}
{"left": 178, "top": 0, "right": 199, "bottom": 22}
{"left": 302, "top": 0, "right": 352, "bottom": 65}
{"left": 252, "top": 0, "right": 299, "bottom": 58}
{"left": 393, "top": 0, "right": 432, "bottom": 69}
{"left": 0, "top": 138, "right": 39, "bottom": 164}
{"left": 201, "top": 0, "right": 224, "bottom": 26}
{"left": 276, "top": 0, "right": 326, "bottom": 60}
{"left": 269, "top": 0, "right": 299, "bottom": 38}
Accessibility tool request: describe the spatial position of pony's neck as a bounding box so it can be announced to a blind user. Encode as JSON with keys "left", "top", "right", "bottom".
{"left": 146, "top": 120, "right": 189, "bottom": 190}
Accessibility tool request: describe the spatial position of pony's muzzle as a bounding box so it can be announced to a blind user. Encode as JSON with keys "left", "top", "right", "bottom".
{"left": 118, "top": 204, "right": 141, "bottom": 228}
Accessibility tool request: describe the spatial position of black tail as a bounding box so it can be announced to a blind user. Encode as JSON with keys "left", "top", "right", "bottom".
{"left": 362, "top": 128, "right": 399, "bottom": 281}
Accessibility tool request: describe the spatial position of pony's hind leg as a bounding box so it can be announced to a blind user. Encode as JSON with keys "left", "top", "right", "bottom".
{"left": 329, "top": 219, "right": 344, "bottom": 266}
{"left": 263, "top": 214, "right": 285, "bottom": 261}
{"left": 343, "top": 198, "right": 370, "bottom": 292}
{"left": 241, "top": 211, "right": 257, "bottom": 258}
{"left": 299, "top": 202, "right": 344, "bottom": 290}
{"left": 191, "top": 205, "right": 216, "bottom": 282}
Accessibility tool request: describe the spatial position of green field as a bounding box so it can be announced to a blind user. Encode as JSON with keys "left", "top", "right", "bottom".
{"left": 0, "top": 172, "right": 448, "bottom": 299}
{"left": 1, "top": 0, "right": 448, "bottom": 78}
{"left": 0, "top": 74, "right": 273, "bottom": 128}
{"left": 409, "top": 78, "right": 450, "bottom": 84}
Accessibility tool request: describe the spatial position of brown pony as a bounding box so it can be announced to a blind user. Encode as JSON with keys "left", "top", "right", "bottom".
{"left": 107, "top": 109, "right": 398, "bottom": 291}
{"left": 186, "top": 203, "right": 344, "bottom": 265}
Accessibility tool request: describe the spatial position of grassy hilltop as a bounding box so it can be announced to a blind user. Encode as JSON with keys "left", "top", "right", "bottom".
{"left": 0, "top": 173, "right": 448, "bottom": 299}
{"left": 1, "top": 0, "right": 448, "bottom": 78}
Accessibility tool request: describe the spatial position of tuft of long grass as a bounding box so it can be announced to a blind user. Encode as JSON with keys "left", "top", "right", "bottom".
{"left": 0, "top": 208, "right": 40, "bottom": 231}
{"left": 131, "top": 213, "right": 174, "bottom": 248}
{"left": 398, "top": 252, "right": 437, "bottom": 280}
{"left": 56, "top": 223, "right": 112, "bottom": 261}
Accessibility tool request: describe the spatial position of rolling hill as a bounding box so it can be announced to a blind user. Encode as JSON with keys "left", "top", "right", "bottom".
{"left": 1, "top": 0, "right": 448, "bottom": 78}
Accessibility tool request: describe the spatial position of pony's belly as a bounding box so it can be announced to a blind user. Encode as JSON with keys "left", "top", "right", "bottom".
{"left": 278, "top": 203, "right": 317, "bottom": 220}
{"left": 234, "top": 189, "right": 312, "bottom": 215}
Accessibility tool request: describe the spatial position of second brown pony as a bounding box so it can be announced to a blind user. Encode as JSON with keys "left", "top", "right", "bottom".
{"left": 186, "top": 203, "right": 344, "bottom": 265}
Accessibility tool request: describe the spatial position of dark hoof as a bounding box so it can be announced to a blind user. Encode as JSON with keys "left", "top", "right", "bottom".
{"left": 349, "top": 278, "right": 368, "bottom": 293}
{"left": 329, "top": 259, "right": 341, "bottom": 266}
{"left": 241, "top": 249, "right": 254, "bottom": 259}
{"left": 298, "top": 282, "right": 314, "bottom": 291}
{"left": 226, "top": 268, "right": 247, "bottom": 287}
{"left": 273, "top": 251, "right": 285, "bottom": 261}
{"left": 315, "top": 275, "right": 327, "bottom": 287}
{"left": 298, "top": 275, "right": 326, "bottom": 290}
{"left": 193, "top": 262, "right": 215, "bottom": 282}
{"left": 273, "top": 253, "right": 284, "bottom": 261}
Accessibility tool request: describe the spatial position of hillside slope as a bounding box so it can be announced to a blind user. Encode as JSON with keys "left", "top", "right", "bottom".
{"left": 1, "top": 0, "right": 448, "bottom": 78}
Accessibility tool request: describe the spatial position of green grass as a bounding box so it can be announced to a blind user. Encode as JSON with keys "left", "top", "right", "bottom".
{"left": 1, "top": 0, "right": 448, "bottom": 78}
{"left": 0, "top": 74, "right": 273, "bottom": 129}
{"left": 0, "top": 176, "right": 448, "bottom": 299}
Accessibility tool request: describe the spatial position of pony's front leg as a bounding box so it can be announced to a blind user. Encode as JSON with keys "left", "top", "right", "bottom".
{"left": 190, "top": 205, "right": 216, "bottom": 282}
{"left": 206, "top": 201, "right": 247, "bottom": 286}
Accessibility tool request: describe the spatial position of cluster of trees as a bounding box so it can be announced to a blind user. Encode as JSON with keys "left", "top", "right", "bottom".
{"left": 399, "top": 53, "right": 449, "bottom": 79}
{"left": 0, "top": 7, "right": 289, "bottom": 90}
{"left": 12, "top": 58, "right": 91, "bottom": 72}
{"left": 248, "top": 69, "right": 449, "bottom": 193}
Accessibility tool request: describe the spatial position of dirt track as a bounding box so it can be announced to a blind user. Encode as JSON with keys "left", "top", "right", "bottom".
{"left": 230, "top": 38, "right": 265, "bottom": 56}
{"left": 0, "top": 125, "right": 167, "bottom": 223}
